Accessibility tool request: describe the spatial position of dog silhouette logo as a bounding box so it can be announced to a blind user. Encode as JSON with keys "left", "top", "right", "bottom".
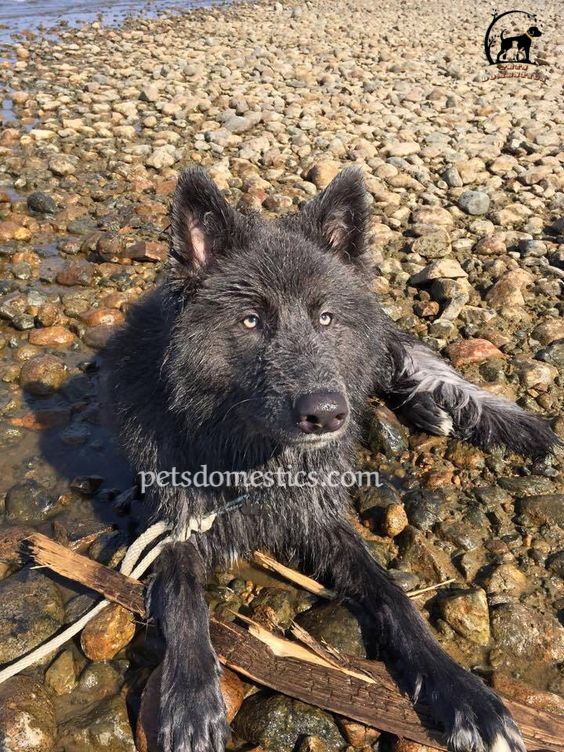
{"left": 485, "top": 10, "right": 543, "bottom": 65}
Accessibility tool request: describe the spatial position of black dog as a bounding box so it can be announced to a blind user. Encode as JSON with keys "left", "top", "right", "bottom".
{"left": 496, "top": 25, "right": 542, "bottom": 63}
{"left": 103, "top": 168, "right": 557, "bottom": 752}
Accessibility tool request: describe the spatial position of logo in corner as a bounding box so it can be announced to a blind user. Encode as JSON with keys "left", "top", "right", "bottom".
{"left": 484, "top": 9, "right": 543, "bottom": 66}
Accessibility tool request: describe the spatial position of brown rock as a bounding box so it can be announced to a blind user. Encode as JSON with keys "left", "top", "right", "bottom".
{"left": 56, "top": 259, "right": 94, "bottom": 286}
{"left": 19, "top": 354, "right": 67, "bottom": 396}
{"left": 29, "top": 326, "right": 75, "bottom": 347}
{"left": 0, "top": 677, "right": 56, "bottom": 751}
{"left": 124, "top": 240, "right": 168, "bottom": 262}
{"left": 45, "top": 650, "right": 76, "bottom": 695}
{"left": 337, "top": 719, "right": 380, "bottom": 747}
{"left": 83, "top": 324, "right": 117, "bottom": 349}
{"left": 390, "top": 740, "right": 437, "bottom": 752}
{"left": 491, "top": 672, "right": 564, "bottom": 715}
{"left": 446, "top": 338, "right": 504, "bottom": 367}
{"left": 491, "top": 603, "right": 564, "bottom": 661}
{"left": 0, "top": 220, "right": 32, "bottom": 242}
{"left": 483, "top": 563, "right": 530, "bottom": 597}
{"left": 304, "top": 160, "right": 342, "bottom": 189}
{"left": 440, "top": 588, "right": 490, "bottom": 646}
{"left": 486, "top": 270, "right": 533, "bottom": 308}
{"left": 81, "top": 307, "right": 125, "bottom": 327}
{"left": 381, "top": 503, "right": 408, "bottom": 537}
{"left": 80, "top": 603, "right": 136, "bottom": 660}
{"left": 474, "top": 234, "right": 506, "bottom": 255}
{"left": 532, "top": 319, "right": 564, "bottom": 346}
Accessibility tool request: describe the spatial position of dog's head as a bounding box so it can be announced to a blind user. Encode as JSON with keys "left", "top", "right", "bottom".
{"left": 163, "top": 167, "right": 386, "bottom": 450}
{"left": 527, "top": 26, "right": 542, "bottom": 37}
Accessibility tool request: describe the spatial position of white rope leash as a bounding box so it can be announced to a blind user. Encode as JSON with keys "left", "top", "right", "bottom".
{"left": 0, "top": 513, "right": 217, "bottom": 685}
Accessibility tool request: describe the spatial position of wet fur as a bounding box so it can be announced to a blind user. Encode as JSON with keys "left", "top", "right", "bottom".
{"left": 103, "top": 167, "right": 557, "bottom": 752}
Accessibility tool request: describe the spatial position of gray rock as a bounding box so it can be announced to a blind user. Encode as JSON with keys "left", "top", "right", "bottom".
{"left": 442, "top": 166, "right": 463, "bottom": 187}
{"left": 57, "top": 694, "right": 135, "bottom": 752}
{"left": 458, "top": 190, "right": 490, "bottom": 216}
{"left": 519, "top": 239, "right": 547, "bottom": 257}
{"left": 491, "top": 603, "right": 564, "bottom": 661}
{"left": 5, "top": 479, "right": 61, "bottom": 523}
{"left": 517, "top": 494, "right": 564, "bottom": 527}
{"left": 0, "top": 570, "right": 64, "bottom": 663}
{"left": 295, "top": 602, "right": 367, "bottom": 657}
{"left": 27, "top": 191, "right": 57, "bottom": 214}
{"left": 410, "top": 231, "right": 451, "bottom": 259}
{"left": 233, "top": 694, "right": 345, "bottom": 752}
{"left": 367, "top": 405, "right": 408, "bottom": 456}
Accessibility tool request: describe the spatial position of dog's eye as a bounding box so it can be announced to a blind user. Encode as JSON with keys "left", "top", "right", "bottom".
{"left": 242, "top": 314, "right": 260, "bottom": 330}
{"left": 319, "top": 312, "right": 333, "bottom": 327}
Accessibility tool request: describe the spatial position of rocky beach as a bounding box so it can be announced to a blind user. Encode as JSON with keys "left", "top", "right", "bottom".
{"left": 0, "top": 0, "right": 563, "bottom": 749}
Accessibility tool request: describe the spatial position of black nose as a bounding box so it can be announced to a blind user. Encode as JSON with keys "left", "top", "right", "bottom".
{"left": 294, "top": 392, "right": 349, "bottom": 435}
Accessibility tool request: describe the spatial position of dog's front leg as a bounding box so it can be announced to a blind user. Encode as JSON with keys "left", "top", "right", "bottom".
{"left": 298, "top": 518, "right": 524, "bottom": 752}
{"left": 149, "top": 542, "right": 227, "bottom": 752}
{"left": 381, "top": 332, "right": 558, "bottom": 457}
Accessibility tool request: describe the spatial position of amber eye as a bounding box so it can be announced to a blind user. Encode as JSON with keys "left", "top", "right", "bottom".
{"left": 319, "top": 312, "right": 333, "bottom": 327}
{"left": 242, "top": 314, "right": 260, "bottom": 330}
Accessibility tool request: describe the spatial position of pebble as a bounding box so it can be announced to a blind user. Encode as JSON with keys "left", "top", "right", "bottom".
{"left": 27, "top": 192, "right": 57, "bottom": 214}
{"left": 410, "top": 258, "right": 467, "bottom": 285}
{"left": 410, "top": 231, "right": 451, "bottom": 259}
{"left": 446, "top": 338, "right": 504, "bottom": 367}
{"left": 19, "top": 354, "right": 67, "bottom": 396}
{"left": 45, "top": 650, "right": 77, "bottom": 695}
{"left": 80, "top": 603, "right": 136, "bottom": 661}
{"left": 457, "top": 190, "right": 490, "bottom": 216}
{"left": 29, "top": 326, "right": 76, "bottom": 347}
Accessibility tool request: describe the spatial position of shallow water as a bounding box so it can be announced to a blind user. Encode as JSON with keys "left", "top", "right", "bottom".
{"left": 0, "top": 0, "right": 232, "bottom": 42}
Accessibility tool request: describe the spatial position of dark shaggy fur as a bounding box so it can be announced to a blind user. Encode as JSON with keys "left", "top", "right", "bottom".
{"left": 103, "top": 167, "right": 558, "bottom": 752}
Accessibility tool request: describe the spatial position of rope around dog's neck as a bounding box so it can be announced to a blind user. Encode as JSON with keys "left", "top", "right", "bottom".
{"left": 0, "top": 494, "right": 249, "bottom": 685}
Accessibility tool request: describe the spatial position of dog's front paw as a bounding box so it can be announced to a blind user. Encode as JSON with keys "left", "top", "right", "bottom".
{"left": 159, "top": 674, "right": 227, "bottom": 752}
{"left": 422, "top": 667, "right": 525, "bottom": 752}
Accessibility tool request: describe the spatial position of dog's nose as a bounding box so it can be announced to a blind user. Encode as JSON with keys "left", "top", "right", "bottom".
{"left": 294, "top": 392, "right": 349, "bottom": 435}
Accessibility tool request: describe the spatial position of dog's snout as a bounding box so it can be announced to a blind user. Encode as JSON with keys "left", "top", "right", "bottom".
{"left": 294, "top": 392, "right": 349, "bottom": 435}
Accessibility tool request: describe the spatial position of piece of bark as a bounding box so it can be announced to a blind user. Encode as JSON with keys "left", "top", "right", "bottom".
{"left": 20, "top": 534, "right": 564, "bottom": 752}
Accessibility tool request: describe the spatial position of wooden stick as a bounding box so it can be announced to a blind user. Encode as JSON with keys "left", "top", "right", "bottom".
{"left": 26, "top": 533, "right": 146, "bottom": 615}
{"left": 252, "top": 550, "right": 456, "bottom": 600}
{"left": 252, "top": 551, "right": 336, "bottom": 599}
{"left": 18, "top": 534, "right": 564, "bottom": 752}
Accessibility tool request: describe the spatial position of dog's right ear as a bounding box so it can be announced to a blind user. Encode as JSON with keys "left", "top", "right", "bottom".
{"left": 171, "top": 168, "right": 236, "bottom": 271}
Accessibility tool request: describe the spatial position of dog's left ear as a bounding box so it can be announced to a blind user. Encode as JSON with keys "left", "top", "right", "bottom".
{"left": 290, "top": 168, "right": 368, "bottom": 261}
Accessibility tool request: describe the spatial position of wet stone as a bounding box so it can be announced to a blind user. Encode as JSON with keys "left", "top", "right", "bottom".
{"left": 80, "top": 603, "right": 136, "bottom": 660}
{"left": 368, "top": 405, "right": 408, "bottom": 457}
{"left": 233, "top": 694, "right": 346, "bottom": 752}
{"left": 5, "top": 479, "right": 61, "bottom": 523}
{"left": 27, "top": 192, "right": 57, "bottom": 214}
{"left": 0, "top": 677, "right": 56, "bottom": 752}
{"left": 439, "top": 588, "right": 490, "bottom": 646}
{"left": 0, "top": 570, "right": 64, "bottom": 663}
{"left": 491, "top": 603, "right": 564, "bottom": 662}
{"left": 57, "top": 694, "right": 135, "bottom": 752}
{"left": 295, "top": 602, "right": 367, "bottom": 657}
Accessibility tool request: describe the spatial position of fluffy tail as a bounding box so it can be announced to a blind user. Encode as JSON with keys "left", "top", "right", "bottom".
{"left": 388, "top": 340, "right": 559, "bottom": 458}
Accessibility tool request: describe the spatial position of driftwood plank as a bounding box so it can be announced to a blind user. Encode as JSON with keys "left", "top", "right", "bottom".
{"left": 19, "top": 534, "right": 564, "bottom": 752}
{"left": 27, "top": 533, "right": 146, "bottom": 615}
